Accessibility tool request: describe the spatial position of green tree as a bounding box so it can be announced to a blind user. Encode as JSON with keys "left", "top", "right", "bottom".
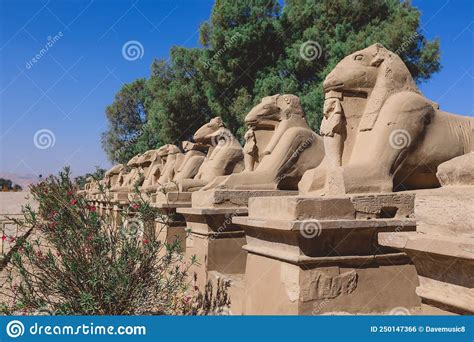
{"left": 147, "top": 48, "right": 212, "bottom": 144}
{"left": 267, "top": 0, "right": 441, "bottom": 129}
{"left": 200, "top": 0, "right": 440, "bottom": 133}
{"left": 12, "top": 184, "right": 22, "bottom": 192}
{"left": 198, "top": 0, "right": 284, "bottom": 138}
{"left": 101, "top": 79, "right": 150, "bottom": 164}
{"left": 102, "top": 0, "right": 441, "bottom": 159}
{"left": 74, "top": 167, "right": 106, "bottom": 190}
{"left": 0, "top": 178, "right": 22, "bottom": 191}
{"left": 0, "top": 178, "right": 13, "bottom": 191}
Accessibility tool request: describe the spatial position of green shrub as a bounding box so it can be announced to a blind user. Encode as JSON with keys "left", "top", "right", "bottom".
{"left": 0, "top": 168, "right": 229, "bottom": 315}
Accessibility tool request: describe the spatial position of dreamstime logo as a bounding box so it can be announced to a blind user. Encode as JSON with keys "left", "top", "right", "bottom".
{"left": 25, "top": 31, "right": 63, "bottom": 70}
{"left": 299, "top": 40, "right": 322, "bottom": 61}
{"left": 300, "top": 220, "right": 322, "bottom": 239}
{"left": 203, "top": 33, "right": 240, "bottom": 69}
{"left": 122, "top": 40, "right": 144, "bottom": 61}
{"left": 389, "top": 129, "right": 411, "bottom": 149}
{"left": 6, "top": 320, "right": 25, "bottom": 338}
{"left": 121, "top": 218, "right": 144, "bottom": 239}
{"left": 389, "top": 306, "right": 411, "bottom": 315}
{"left": 211, "top": 130, "right": 234, "bottom": 148}
{"left": 34, "top": 129, "right": 56, "bottom": 150}
{"left": 395, "top": 32, "right": 420, "bottom": 55}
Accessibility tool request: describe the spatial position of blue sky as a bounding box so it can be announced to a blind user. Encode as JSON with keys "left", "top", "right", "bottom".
{"left": 0, "top": 0, "right": 473, "bottom": 177}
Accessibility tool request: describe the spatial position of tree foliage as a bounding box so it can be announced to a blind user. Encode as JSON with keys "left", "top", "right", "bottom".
{"left": 102, "top": 0, "right": 441, "bottom": 163}
{"left": 0, "top": 178, "right": 22, "bottom": 192}
{"left": 74, "top": 167, "right": 106, "bottom": 190}
{"left": 101, "top": 79, "right": 149, "bottom": 163}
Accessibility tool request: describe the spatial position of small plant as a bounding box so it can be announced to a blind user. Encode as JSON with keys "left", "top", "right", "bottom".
{"left": 0, "top": 167, "right": 229, "bottom": 315}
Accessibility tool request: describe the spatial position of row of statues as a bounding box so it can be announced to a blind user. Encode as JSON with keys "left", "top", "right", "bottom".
{"left": 85, "top": 44, "right": 473, "bottom": 197}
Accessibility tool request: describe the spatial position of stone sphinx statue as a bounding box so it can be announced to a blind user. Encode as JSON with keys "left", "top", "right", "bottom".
{"left": 110, "top": 153, "right": 142, "bottom": 193}
{"left": 171, "top": 141, "right": 207, "bottom": 183}
{"left": 171, "top": 117, "right": 244, "bottom": 192}
{"left": 140, "top": 149, "right": 163, "bottom": 192}
{"left": 83, "top": 176, "right": 95, "bottom": 193}
{"left": 202, "top": 94, "right": 324, "bottom": 190}
{"left": 104, "top": 164, "right": 125, "bottom": 188}
{"left": 299, "top": 43, "right": 473, "bottom": 195}
{"left": 88, "top": 164, "right": 125, "bottom": 196}
{"left": 155, "top": 144, "right": 183, "bottom": 185}
{"left": 138, "top": 144, "right": 185, "bottom": 193}
{"left": 147, "top": 142, "right": 206, "bottom": 192}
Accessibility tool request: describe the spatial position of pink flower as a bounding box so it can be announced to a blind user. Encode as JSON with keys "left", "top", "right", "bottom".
{"left": 1, "top": 234, "right": 6, "bottom": 241}
{"left": 143, "top": 238, "right": 149, "bottom": 244}
{"left": 71, "top": 199, "right": 77, "bottom": 205}
{"left": 132, "top": 204, "right": 140, "bottom": 210}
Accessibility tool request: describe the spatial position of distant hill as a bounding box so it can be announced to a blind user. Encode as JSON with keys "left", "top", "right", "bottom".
{"left": 0, "top": 172, "right": 41, "bottom": 190}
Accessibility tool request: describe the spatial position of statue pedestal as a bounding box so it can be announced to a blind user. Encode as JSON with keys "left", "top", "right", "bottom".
{"left": 152, "top": 192, "right": 192, "bottom": 253}
{"left": 107, "top": 192, "right": 130, "bottom": 229}
{"left": 177, "top": 189, "right": 297, "bottom": 314}
{"left": 110, "top": 191, "right": 130, "bottom": 203}
{"left": 233, "top": 193, "right": 421, "bottom": 315}
{"left": 379, "top": 187, "right": 474, "bottom": 315}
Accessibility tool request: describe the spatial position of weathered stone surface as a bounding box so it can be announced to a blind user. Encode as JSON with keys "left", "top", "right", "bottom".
{"left": 241, "top": 253, "right": 419, "bottom": 315}
{"left": 436, "top": 152, "right": 474, "bottom": 186}
{"left": 172, "top": 141, "right": 206, "bottom": 183}
{"left": 300, "top": 270, "right": 358, "bottom": 301}
{"left": 192, "top": 189, "right": 297, "bottom": 209}
{"left": 299, "top": 43, "right": 473, "bottom": 195}
{"left": 179, "top": 206, "right": 248, "bottom": 290}
{"left": 413, "top": 187, "right": 473, "bottom": 237}
{"left": 152, "top": 191, "right": 192, "bottom": 209}
{"left": 168, "top": 117, "right": 245, "bottom": 192}
{"left": 350, "top": 193, "right": 415, "bottom": 219}
{"left": 379, "top": 187, "right": 474, "bottom": 315}
{"left": 203, "top": 94, "right": 324, "bottom": 190}
{"left": 245, "top": 192, "right": 414, "bottom": 221}
{"left": 233, "top": 193, "right": 419, "bottom": 314}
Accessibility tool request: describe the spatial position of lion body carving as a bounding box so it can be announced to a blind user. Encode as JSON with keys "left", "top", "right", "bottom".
{"left": 165, "top": 117, "right": 244, "bottom": 192}
{"left": 203, "top": 94, "right": 324, "bottom": 190}
{"left": 299, "top": 43, "right": 473, "bottom": 194}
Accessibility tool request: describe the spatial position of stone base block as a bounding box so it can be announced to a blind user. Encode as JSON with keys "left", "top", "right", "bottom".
{"left": 242, "top": 252, "right": 420, "bottom": 315}
{"left": 155, "top": 219, "right": 187, "bottom": 254}
{"left": 110, "top": 192, "right": 130, "bottom": 204}
{"left": 192, "top": 189, "right": 298, "bottom": 208}
{"left": 379, "top": 232, "right": 474, "bottom": 315}
{"left": 153, "top": 191, "right": 192, "bottom": 208}
{"left": 378, "top": 187, "right": 474, "bottom": 315}
{"left": 233, "top": 193, "right": 420, "bottom": 315}
{"left": 247, "top": 192, "right": 415, "bottom": 221}
{"left": 179, "top": 207, "right": 248, "bottom": 289}
{"left": 207, "top": 271, "right": 245, "bottom": 315}
{"left": 151, "top": 193, "right": 192, "bottom": 254}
